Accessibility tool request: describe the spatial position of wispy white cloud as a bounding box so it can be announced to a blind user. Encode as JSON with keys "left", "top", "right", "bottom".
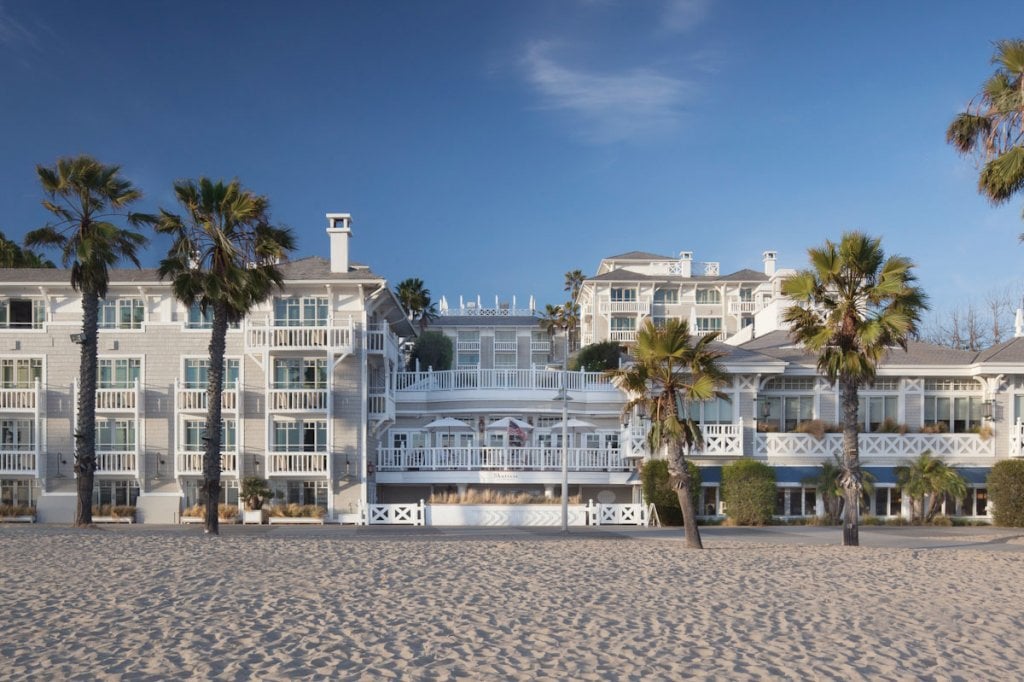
{"left": 0, "top": 1, "right": 39, "bottom": 51}
{"left": 522, "top": 42, "right": 692, "bottom": 144}
{"left": 661, "top": 0, "right": 711, "bottom": 33}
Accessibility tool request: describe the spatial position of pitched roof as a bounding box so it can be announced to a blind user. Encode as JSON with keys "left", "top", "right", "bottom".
{"left": 604, "top": 250, "right": 675, "bottom": 261}
{"left": 587, "top": 267, "right": 769, "bottom": 283}
{"left": 973, "top": 336, "right": 1024, "bottom": 363}
{"left": 738, "top": 330, "right": 979, "bottom": 367}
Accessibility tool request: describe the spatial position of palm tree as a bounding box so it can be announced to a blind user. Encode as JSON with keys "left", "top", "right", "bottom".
{"left": 609, "top": 319, "right": 728, "bottom": 549}
{"left": 395, "top": 278, "right": 437, "bottom": 331}
{"left": 563, "top": 270, "right": 585, "bottom": 351}
{"left": 25, "top": 156, "right": 154, "bottom": 527}
{"left": 0, "top": 231, "right": 54, "bottom": 268}
{"left": 895, "top": 451, "right": 967, "bottom": 524}
{"left": 783, "top": 232, "right": 927, "bottom": 546}
{"left": 802, "top": 456, "right": 876, "bottom": 524}
{"left": 947, "top": 40, "right": 1024, "bottom": 220}
{"left": 156, "top": 178, "right": 294, "bottom": 535}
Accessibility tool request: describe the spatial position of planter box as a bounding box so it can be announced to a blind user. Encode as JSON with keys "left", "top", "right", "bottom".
{"left": 337, "top": 512, "right": 362, "bottom": 525}
{"left": 242, "top": 509, "right": 264, "bottom": 525}
{"left": 426, "top": 504, "right": 588, "bottom": 527}
{"left": 181, "top": 516, "right": 240, "bottom": 525}
{"left": 268, "top": 516, "right": 325, "bottom": 525}
{"left": 0, "top": 515, "right": 35, "bottom": 523}
{"left": 93, "top": 516, "right": 134, "bottom": 524}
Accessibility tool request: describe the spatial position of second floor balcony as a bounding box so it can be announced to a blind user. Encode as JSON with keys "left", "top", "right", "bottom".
{"left": 95, "top": 450, "right": 138, "bottom": 475}
{"left": 175, "top": 379, "right": 238, "bottom": 412}
{"left": 266, "top": 451, "right": 329, "bottom": 476}
{"left": 175, "top": 450, "right": 239, "bottom": 477}
{"left": 755, "top": 431, "right": 996, "bottom": 462}
{"left": 395, "top": 368, "right": 615, "bottom": 393}
{"left": 599, "top": 299, "right": 651, "bottom": 315}
{"left": 376, "top": 447, "right": 629, "bottom": 472}
{"left": 245, "top": 320, "right": 354, "bottom": 353}
{"left": 0, "top": 381, "right": 41, "bottom": 412}
{"left": 268, "top": 388, "right": 328, "bottom": 412}
{"left": 0, "top": 448, "right": 37, "bottom": 476}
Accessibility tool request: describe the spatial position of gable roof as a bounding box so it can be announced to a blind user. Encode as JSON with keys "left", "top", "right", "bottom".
{"left": 739, "top": 330, "right": 980, "bottom": 368}
{"left": 603, "top": 250, "right": 675, "bottom": 261}
{"left": 587, "top": 267, "right": 769, "bottom": 283}
{"left": 974, "top": 336, "right": 1024, "bottom": 363}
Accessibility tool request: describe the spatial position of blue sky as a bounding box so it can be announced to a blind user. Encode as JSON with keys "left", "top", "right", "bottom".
{"left": 1, "top": 0, "right": 1022, "bottom": 320}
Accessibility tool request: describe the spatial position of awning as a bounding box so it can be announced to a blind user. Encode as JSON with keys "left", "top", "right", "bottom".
{"left": 954, "top": 467, "right": 990, "bottom": 486}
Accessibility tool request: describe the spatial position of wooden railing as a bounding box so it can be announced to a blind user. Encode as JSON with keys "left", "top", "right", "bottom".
{"left": 245, "top": 322, "right": 353, "bottom": 351}
{"left": 176, "top": 451, "right": 239, "bottom": 476}
{"left": 395, "top": 369, "right": 614, "bottom": 392}
{"left": 376, "top": 447, "right": 629, "bottom": 472}
{"left": 266, "top": 452, "right": 329, "bottom": 475}
{"left": 755, "top": 432, "right": 996, "bottom": 460}
{"left": 268, "top": 389, "right": 328, "bottom": 411}
{"left": 694, "top": 423, "right": 744, "bottom": 457}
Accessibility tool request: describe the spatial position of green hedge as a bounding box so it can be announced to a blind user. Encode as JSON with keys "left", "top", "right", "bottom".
{"left": 640, "top": 459, "right": 701, "bottom": 526}
{"left": 722, "top": 459, "right": 776, "bottom": 525}
{"left": 408, "top": 331, "right": 453, "bottom": 371}
{"left": 569, "top": 340, "right": 622, "bottom": 372}
{"left": 988, "top": 460, "right": 1024, "bottom": 527}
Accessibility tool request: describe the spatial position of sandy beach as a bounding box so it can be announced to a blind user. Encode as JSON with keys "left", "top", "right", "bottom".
{"left": 1, "top": 525, "right": 1023, "bottom": 680}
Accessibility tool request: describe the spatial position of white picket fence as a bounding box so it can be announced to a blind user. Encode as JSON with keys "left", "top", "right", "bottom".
{"left": 358, "top": 500, "right": 647, "bottom": 527}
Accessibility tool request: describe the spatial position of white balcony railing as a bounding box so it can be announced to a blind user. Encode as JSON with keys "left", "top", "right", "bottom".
{"left": 693, "top": 423, "right": 744, "bottom": 457}
{"left": 755, "top": 432, "right": 996, "bottom": 461}
{"left": 395, "top": 369, "right": 615, "bottom": 392}
{"left": 1011, "top": 419, "right": 1024, "bottom": 457}
{"left": 95, "top": 385, "right": 138, "bottom": 411}
{"left": 176, "top": 384, "right": 238, "bottom": 412}
{"left": 609, "top": 330, "right": 637, "bottom": 343}
{"left": 0, "top": 382, "right": 39, "bottom": 411}
{"left": 95, "top": 451, "right": 138, "bottom": 474}
{"left": 268, "top": 389, "right": 328, "bottom": 411}
{"left": 0, "top": 449, "right": 37, "bottom": 475}
{"left": 727, "top": 299, "right": 759, "bottom": 315}
{"left": 245, "top": 321, "right": 354, "bottom": 352}
{"left": 369, "top": 392, "right": 395, "bottom": 420}
{"left": 266, "top": 452, "right": 329, "bottom": 475}
{"left": 456, "top": 341, "right": 481, "bottom": 352}
{"left": 176, "top": 451, "right": 239, "bottom": 476}
{"left": 366, "top": 324, "right": 400, "bottom": 361}
{"left": 376, "top": 447, "right": 629, "bottom": 472}
{"left": 599, "top": 300, "right": 651, "bottom": 314}
{"left": 530, "top": 341, "right": 551, "bottom": 353}
{"left": 493, "top": 341, "right": 518, "bottom": 352}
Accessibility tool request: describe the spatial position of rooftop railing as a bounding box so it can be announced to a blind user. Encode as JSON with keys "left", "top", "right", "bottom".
{"left": 395, "top": 368, "right": 615, "bottom": 392}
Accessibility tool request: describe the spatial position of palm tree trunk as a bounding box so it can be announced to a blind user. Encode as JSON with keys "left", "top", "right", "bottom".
{"left": 839, "top": 376, "right": 861, "bottom": 546}
{"left": 670, "top": 441, "right": 703, "bottom": 549}
{"left": 203, "top": 302, "right": 228, "bottom": 535}
{"left": 74, "top": 290, "right": 100, "bottom": 527}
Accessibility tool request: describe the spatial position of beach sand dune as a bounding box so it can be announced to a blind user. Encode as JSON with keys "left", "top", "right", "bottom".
{"left": 1, "top": 526, "right": 1022, "bottom": 680}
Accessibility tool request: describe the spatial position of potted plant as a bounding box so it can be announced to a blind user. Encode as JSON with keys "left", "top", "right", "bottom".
{"left": 241, "top": 476, "right": 272, "bottom": 525}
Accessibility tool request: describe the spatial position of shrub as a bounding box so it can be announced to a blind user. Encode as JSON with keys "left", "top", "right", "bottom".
{"left": 569, "top": 341, "right": 622, "bottom": 372}
{"left": 241, "top": 477, "right": 272, "bottom": 510}
{"left": 988, "top": 460, "right": 1024, "bottom": 527}
{"left": 408, "top": 331, "right": 453, "bottom": 371}
{"left": 921, "top": 422, "right": 949, "bottom": 434}
{"left": 794, "top": 420, "right": 827, "bottom": 439}
{"left": 185, "top": 504, "right": 240, "bottom": 520}
{"left": 0, "top": 504, "right": 35, "bottom": 517}
{"left": 875, "top": 417, "right": 908, "bottom": 435}
{"left": 268, "top": 504, "right": 326, "bottom": 518}
{"left": 640, "top": 459, "right": 701, "bottom": 526}
{"left": 93, "top": 504, "right": 135, "bottom": 518}
{"left": 721, "top": 459, "right": 776, "bottom": 525}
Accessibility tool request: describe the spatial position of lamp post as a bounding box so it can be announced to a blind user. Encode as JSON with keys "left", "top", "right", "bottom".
{"left": 552, "top": 327, "right": 574, "bottom": 532}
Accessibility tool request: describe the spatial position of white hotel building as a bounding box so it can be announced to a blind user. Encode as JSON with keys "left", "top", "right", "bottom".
{"left": 0, "top": 218, "right": 1019, "bottom": 523}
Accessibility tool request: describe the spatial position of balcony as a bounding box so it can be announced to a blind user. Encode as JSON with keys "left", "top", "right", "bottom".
{"left": 0, "top": 381, "right": 40, "bottom": 411}
{"left": 366, "top": 324, "right": 400, "bottom": 361}
{"left": 245, "top": 321, "right": 354, "bottom": 353}
{"left": 609, "top": 330, "right": 637, "bottom": 343}
{"left": 755, "top": 432, "right": 995, "bottom": 462}
{"left": 727, "top": 299, "right": 759, "bottom": 315}
{"left": 1011, "top": 419, "right": 1024, "bottom": 457}
{"left": 175, "top": 381, "right": 238, "bottom": 412}
{"left": 599, "top": 300, "right": 651, "bottom": 314}
{"left": 369, "top": 391, "right": 395, "bottom": 421}
{"left": 376, "top": 447, "right": 629, "bottom": 472}
{"left": 493, "top": 341, "right": 518, "bottom": 352}
{"left": 95, "top": 451, "right": 138, "bottom": 475}
{"left": 266, "top": 452, "right": 329, "bottom": 476}
{"left": 395, "top": 369, "right": 615, "bottom": 392}
{"left": 268, "top": 388, "right": 328, "bottom": 411}
{"left": 693, "top": 424, "right": 744, "bottom": 457}
{"left": 0, "top": 449, "right": 37, "bottom": 475}
{"left": 530, "top": 340, "right": 551, "bottom": 353}
{"left": 96, "top": 385, "right": 139, "bottom": 411}
{"left": 175, "top": 451, "right": 239, "bottom": 477}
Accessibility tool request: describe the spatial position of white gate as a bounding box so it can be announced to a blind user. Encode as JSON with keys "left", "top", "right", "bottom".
{"left": 588, "top": 502, "right": 648, "bottom": 526}
{"left": 364, "top": 501, "right": 425, "bottom": 526}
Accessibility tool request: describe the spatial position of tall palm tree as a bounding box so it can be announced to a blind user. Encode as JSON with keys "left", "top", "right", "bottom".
{"left": 0, "top": 231, "right": 54, "bottom": 268}
{"left": 609, "top": 319, "right": 728, "bottom": 549}
{"left": 395, "top": 278, "right": 437, "bottom": 331}
{"left": 563, "top": 270, "right": 585, "bottom": 351}
{"left": 802, "top": 456, "right": 876, "bottom": 524}
{"left": 156, "top": 178, "right": 294, "bottom": 535}
{"left": 25, "top": 156, "right": 153, "bottom": 527}
{"left": 895, "top": 451, "right": 967, "bottom": 523}
{"left": 783, "top": 232, "right": 927, "bottom": 546}
{"left": 947, "top": 40, "right": 1024, "bottom": 219}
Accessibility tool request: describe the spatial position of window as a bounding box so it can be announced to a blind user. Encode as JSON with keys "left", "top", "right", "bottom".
{"left": 859, "top": 395, "right": 898, "bottom": 432}
{"left": 273, "top": 358, "right": 327, "bottom": 389}
{"left": 699, "top": 486, "right": 720, "bottom": 517}
{"left": 92, "top": 479, "right": 139, "bottom": 507}
{"left": 494, "top": 330, "right": 517, "bottom": 368}
{"left": 183, "top": 479, "right": 238, "bottom": 508}
{"left": 0, "top": 478, "right": 37, "bottom": 506}
{"left": 98, "top": 298, "right": 144, "bottom": 329}
{"left": 457, "top": 331, "right": 480, "bottom": 368}
{"left": 610, "top": 288, "right": 637, "bottom": 302}
{"left": 923, "top": 396, "right": 983, "bottom": 433}
{"left": 695, "top": 288, "right": 721, "bottom": 304}
{"left": 187, "top": 303, "right": 213, "bottom": 329}
{"left": 762, "top": 396, "right": 814, "bottom": 432}
{"left": 95, "top": 419, "right": 136, "bottom": 451}
{"left": 0, "top": 419, "right": 33, "bottom": 450}
{"left": 273, "top": 420, "right": 327, "bottom": 451}
{"left": 925, "top": 377, "right": 980, "bottom": 391}
{"left": 695, "top": 317, "right": 722, "bottom": 333}
{"left": 653, "top": 288, "right": 678, "bottom": 304}
{"left": 98, "top": 359, "right": 140, "bottom": 389}
{"left": 184, "top": 358, "right": 239, "bottom": 389}
{"left": 688, "top": 397, "right": 733, "bottom": 424}
{"left": 274, "top": 296, "right": 328, "bottom": 327}
{"left": 0, "top": 299, "right": 45, "bottom": 329}
{"left": 739, "top": 288, "right": 753, "bottom": 302}
{"left": 775, "top": 487, "right": 817, "bottom": 516}
{"left": 874, "top": 487, "right": 902, "bottom": 517}
{"left": 763, "top": 377, "right": 816, "bottom": 391}
{"left": 271, "top": 480, "right": 328, "bottom": 508}
{"left": 610, "top": 317, "right": 636, "bottom": 332}
{"left": 183, "top": 419, "right": 237, "bottom": 451}
{"left": 1, "top": 358, "right": 41, "bottom": 388}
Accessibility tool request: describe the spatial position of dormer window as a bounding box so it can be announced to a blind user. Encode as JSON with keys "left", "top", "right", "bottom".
{"left": 0, "top": 299, "right": 45, "bottom": 329}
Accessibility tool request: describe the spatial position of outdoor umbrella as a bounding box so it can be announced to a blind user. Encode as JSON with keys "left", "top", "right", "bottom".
{"left": 547, "top": 418, "right": 596, "bottom": 430}
{"left": 423, "top": 417, "right": 473, "bottom": 446}
{"left": 484, "top": 417, "right": 534, "bottom": 431}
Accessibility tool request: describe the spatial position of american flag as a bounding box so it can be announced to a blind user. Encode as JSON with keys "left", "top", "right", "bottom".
{"left": 508, "top": 422, "right": 528, "bottom": 445}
